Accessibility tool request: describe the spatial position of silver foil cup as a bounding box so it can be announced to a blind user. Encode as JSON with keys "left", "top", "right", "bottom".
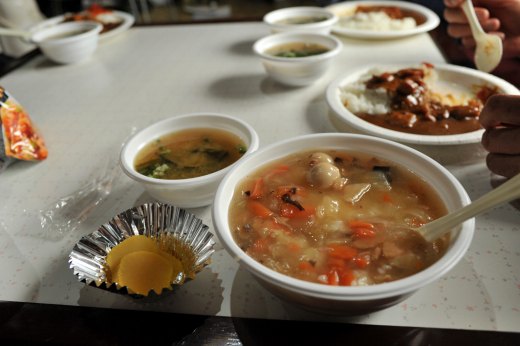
{"left": 69, "top": 202, "right": 215, "bottom": 296}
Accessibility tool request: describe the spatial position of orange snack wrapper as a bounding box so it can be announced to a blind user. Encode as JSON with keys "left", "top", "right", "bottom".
{"left": 0, "top": 86, "right": 48, "bottom": 171}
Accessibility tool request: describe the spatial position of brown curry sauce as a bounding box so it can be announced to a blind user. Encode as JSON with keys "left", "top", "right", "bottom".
{"left": 354, "top": 67, "right": 498, "bottom": 135}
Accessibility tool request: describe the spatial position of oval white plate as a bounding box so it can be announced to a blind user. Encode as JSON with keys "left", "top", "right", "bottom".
{"left": 326, "top": 0, "right": 439, "bottom": 39}
{"left": 31, "top": 10, "right": 134, "bottom": 42}
{"left": 326, "top": 63, "right": 520, "bottom": 145}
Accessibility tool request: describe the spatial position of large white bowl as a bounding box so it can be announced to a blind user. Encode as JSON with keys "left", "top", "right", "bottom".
{"left": 31, "top": 21, "right": 102, "bottom": 64}
{"left": 253, "top": 32, "right": 342, "bottom": 87}
{"left": 120, "top": 113, "right": 259, "bottom": 208}
{"left": 263, "top": 6, "right": 338, "bottom": 34}
{"left": 212, "top": 133, "right": 474, "bottom": 314}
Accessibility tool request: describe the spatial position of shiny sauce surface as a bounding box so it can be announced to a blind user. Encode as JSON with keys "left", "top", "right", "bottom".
{"left": 354, "top": 67, "right": 497, "bottom": 135}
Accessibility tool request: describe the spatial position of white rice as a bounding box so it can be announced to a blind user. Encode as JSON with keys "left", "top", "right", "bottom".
{"left": 96, "top": 13, "right": 123, "bottom": 24}
{"left": 338, "top": 11, "right": 416, "bottom": 31}
{"left": 339, "top": 66, "right": 438, "bottom": 115}
{"left": 339, "top": 67, "right": 391, "bottom": 115}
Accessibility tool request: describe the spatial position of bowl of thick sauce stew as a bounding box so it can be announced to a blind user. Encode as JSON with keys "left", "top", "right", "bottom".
{"left": 212, "top": 133, "right": 474, "bottom": 314}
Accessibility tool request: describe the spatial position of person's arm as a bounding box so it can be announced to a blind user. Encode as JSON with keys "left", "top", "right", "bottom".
{"left": 480, "top": 95, "right": 520, "bottom": 178}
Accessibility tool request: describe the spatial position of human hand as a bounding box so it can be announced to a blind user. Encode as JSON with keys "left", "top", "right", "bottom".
{"left": 443, "top": 0, "right": 520, "bottom": 86}
{"left": 480, "top": 94, "right": 520, "bottom": 178}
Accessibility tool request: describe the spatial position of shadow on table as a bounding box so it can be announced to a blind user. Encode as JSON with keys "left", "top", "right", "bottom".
{"left": 228, "top": 38, "right": 258, "bottom": 57}
{"left": 226, "top": 266, "right": 440, "bottom": 345}
{"left": 208, "top": 73, "right": 307, "bottom": 100}
{"left": 228, "top": 265, "right": 370, "bottom": 323}
{"left": 304, "top": 92, "right": 337, "bottom": 134}
{"left": 76, "top": 264, "right": 224, "bottom": 317}
{"left": 225, "top": 258, "right": 508, "bottom": 346}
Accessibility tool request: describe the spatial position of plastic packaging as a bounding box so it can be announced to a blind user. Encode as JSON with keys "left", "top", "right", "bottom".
{"left": 39, "top": 156, "right": 119, "bottom": 239}
{"left": 0, "top": 86, "right": 48, "bottom": 172}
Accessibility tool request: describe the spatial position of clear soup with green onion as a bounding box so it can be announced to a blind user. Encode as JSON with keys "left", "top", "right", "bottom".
{"left": 135, "top": 128, "right": 247, "bottom": 180}
{"left": 266, "top": 42, "right": 329, "bottom": 58}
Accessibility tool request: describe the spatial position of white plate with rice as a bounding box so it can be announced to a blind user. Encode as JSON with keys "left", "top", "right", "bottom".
{"left": 325, "top": 1, "right": 440, "bottom": 39}
{"left": 326, "top": 63, "right": 520, "bottom": 146}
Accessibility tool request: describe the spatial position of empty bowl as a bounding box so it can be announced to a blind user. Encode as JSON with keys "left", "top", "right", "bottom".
{"left": 253, "top": 32, "right": 342, "bottom": 86}
{"left": 263, "top": 6, "right": 338, "bottom": 34}
{"left": 120, "top": 113, "right": 259, "bottom": 208}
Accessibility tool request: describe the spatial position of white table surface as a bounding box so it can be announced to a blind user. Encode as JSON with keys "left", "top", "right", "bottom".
{"left": 1, "top": 22, "right": 519, "bottom": 333}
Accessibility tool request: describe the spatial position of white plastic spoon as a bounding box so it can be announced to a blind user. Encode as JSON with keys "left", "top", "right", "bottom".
{"left": 461, "top": 0, "right": 503, "bottom": 73}
{"left": 418, "top": 173, "right": 520, "bottom": 242}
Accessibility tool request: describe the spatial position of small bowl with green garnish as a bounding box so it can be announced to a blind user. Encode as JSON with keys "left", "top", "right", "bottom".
{"left": 120, "top": 113, "right": 259, "bottom": 208}
{"left": 253, "top": 32, "right": 342, "bottom": 87}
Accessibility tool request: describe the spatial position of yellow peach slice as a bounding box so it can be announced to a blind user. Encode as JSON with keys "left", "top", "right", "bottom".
{"left": 116, "top": 250, "right": 173, "bottom": 295}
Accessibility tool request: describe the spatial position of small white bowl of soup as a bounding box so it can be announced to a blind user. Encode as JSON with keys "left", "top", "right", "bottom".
{"left": 264, "top": 6, "right": 338, "bottom": 34}
{"left": 31, "top": 21, "right": 102, "bottom": 64}
{"left": 253, "top": 32, "right": 342, "bottom": 87}
{"left": 120, "top": 113, "right": 259, "bottom": 208}
{"left": 212, "top": 133, "right": 474, "bottom": 314}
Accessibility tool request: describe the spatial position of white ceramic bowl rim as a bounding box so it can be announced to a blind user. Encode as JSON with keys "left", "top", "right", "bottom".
{"left": 253, "top": 32, "right": 343, "bottom": 63}
{"left": 213, "top": 133, "right": 474, "bottom": 301}
{"left": 326, "top": 63, "right": 520, "bottom": 145}
{"left": 120, "top": 113, "right": 260, "bottom": 187}
{"left": 31, "top": 21, "right": 102, "bottom": 44}
{"left": 264, "top": 6, "right": 338, "bottom": 29}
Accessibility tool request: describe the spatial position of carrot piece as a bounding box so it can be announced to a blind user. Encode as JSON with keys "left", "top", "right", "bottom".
{"left": 352, "top": 228, "right": 376, "bottom": 239}
{"left": 264, "top": 165, "right": 289, "bottom": 179}
{"left": 339, "top": 268, "right": 355, "bottom": 286}
{"left": 348, "top": 220, "right": 375, "bottom": 230}
{"left": 382, "top": 193, "right": 393, "bottom": 203}
{"left": 248, "top": 201, "right": 273, "bottom": 218}
{"left": 327, "top": 269, "right": 340, "bottom": 286}
{"left": 298, "top": 261, "right": 315, "bottom": 272}
{"left": 287, "top": 242, "right": 301, "bottom": 253}
{"left": 327, "top": 244, "right": 358, "bottom": 260}
{"left": 249, "top": 178, "right": 264, "bottom": 199}
{"left": 327, "top": 257, "right": 346, "bottom": 270}
{"left": 352, "top": 256, "right": 369, "bottom": 269}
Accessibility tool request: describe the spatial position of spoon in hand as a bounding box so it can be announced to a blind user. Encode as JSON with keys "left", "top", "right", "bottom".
{"left": 417, "top": 173, "right": 520, "bottom": 242}
{"left": 461, "top": 0, "right": 503, "bottom": 73}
